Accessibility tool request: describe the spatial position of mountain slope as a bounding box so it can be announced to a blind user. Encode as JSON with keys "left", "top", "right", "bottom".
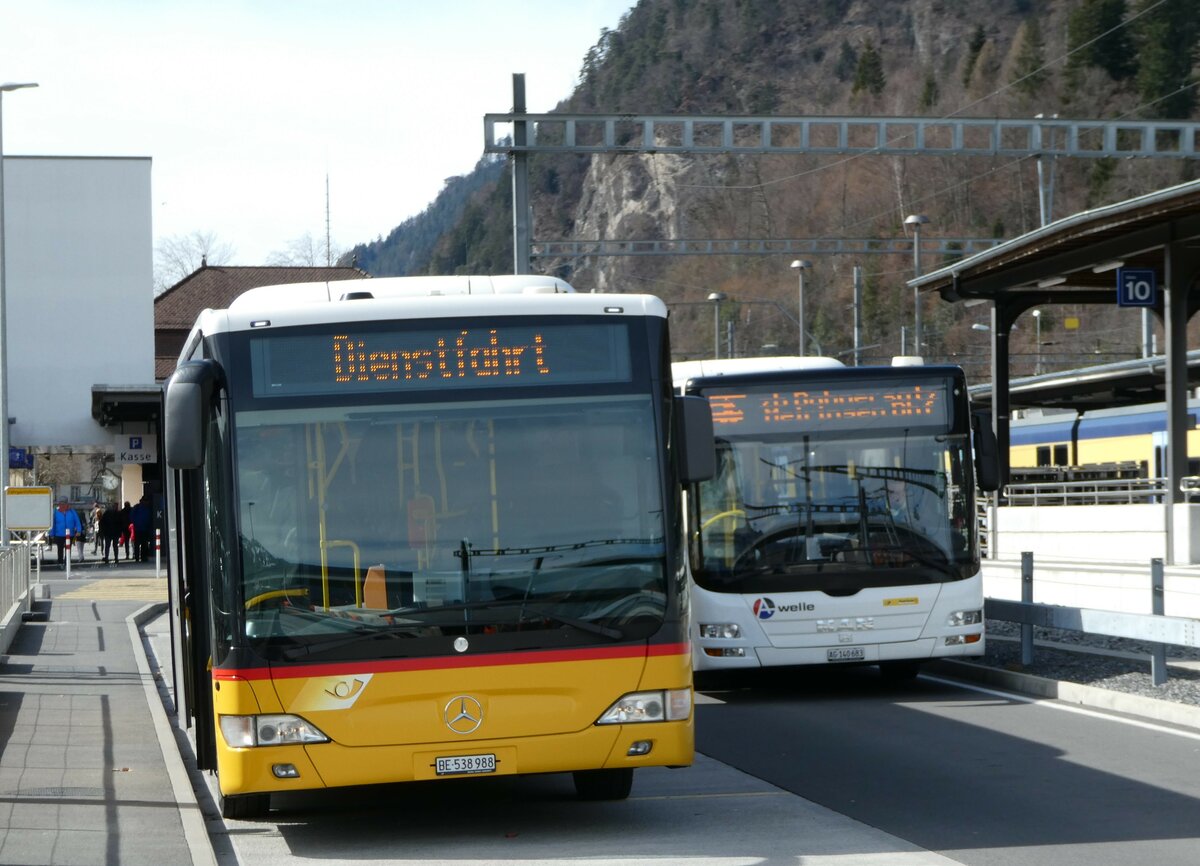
{"left": 354, "top": 0, "right": 1200, "bottom": 377}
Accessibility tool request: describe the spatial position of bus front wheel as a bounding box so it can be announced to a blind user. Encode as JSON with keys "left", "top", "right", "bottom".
{"left": 221, "top": 791, "right": 270, "bottom": 820}
{"left": 573, "top": 768, "right": 634, "bottom": 800}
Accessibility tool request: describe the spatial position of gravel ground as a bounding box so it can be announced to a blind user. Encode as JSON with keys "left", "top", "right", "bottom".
{"left": 961, "top": 619, "right": 1200, "bottom": 706}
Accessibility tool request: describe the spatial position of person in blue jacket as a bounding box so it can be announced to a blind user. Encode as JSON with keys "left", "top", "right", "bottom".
{"left": 49, "top": 497, "right": 83, "bottom": 568}
{"left": 130, "top": 496, "right": 152, "bottom": 562}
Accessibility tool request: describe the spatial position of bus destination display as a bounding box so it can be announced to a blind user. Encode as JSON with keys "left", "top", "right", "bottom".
{"left": 705, "top": 382, "right": 950, "bottom": 434}
{"left": 251, "top": 322, "right": 632, "bottom": 397}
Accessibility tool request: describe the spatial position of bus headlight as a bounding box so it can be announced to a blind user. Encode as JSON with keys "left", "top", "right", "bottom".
{"left": 946, "top": 609, "right": 983, "bottom": 627}
{"left": 699, "top": 623, "right": 741, "bottom": 639}
{"left": 219, "top": 714, "right": 330, "bottom": 748}
{"left": 596, "top": 689, "right": 692, "bottom": 724}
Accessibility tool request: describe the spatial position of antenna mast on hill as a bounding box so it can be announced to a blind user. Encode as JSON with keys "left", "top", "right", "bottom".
{"left": 325, "top": 174, "right": 332, "bottom": 267}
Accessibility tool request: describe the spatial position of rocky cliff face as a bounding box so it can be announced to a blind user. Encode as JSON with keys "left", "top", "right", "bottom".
{"left": 568, "top": 152, "right": 692, "bottom": 291}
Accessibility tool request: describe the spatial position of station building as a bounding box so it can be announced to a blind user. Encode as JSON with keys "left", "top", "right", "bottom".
{"left": 2, "top": 153, "right": 369, "bottom": 528}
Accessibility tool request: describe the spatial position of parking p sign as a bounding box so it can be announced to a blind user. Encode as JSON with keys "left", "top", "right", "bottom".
{"left": 1117, "top": 268, "right": 1156, "bottom": 307}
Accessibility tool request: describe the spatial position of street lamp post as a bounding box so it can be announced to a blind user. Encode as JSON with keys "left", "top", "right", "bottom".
{"left": 905, "top": 214, "right": 929, "bottom": 355}
{"left": 1032, "top": 309, "right": 1042, "bottom": 375}
{"left": 0, "top": 82, "right": 38, "bottom": 546}
{"left": 790, "top": 259, "right": 811, "bottom": 355}
{"left": 707, "top": 292, "right": 726, "bottom": 359}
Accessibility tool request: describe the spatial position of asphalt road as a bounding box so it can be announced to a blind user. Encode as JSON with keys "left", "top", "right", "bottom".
{"left": 144, "top": 611, "right": 1200, "bottom": 865}
{"left": 142, "top": 615, "right": 962, "bottom": 866}
{"left": 695, "top": 666, "right": 1200, "bottom": 866}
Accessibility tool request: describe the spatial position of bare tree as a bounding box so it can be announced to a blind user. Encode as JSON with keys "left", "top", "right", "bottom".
{"left": 266, "top": 232, "right": 346, "bottom": 267}
{"left": 154, "top": 231, "right": 236, "bottom": 294}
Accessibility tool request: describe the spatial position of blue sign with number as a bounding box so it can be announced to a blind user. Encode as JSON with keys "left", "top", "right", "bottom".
{"left": 1117, "top": 268, "right": 1157, "bottom": 307}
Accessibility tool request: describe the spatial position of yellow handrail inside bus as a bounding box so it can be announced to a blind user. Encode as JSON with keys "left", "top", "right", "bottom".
{"left": 244, "top": 588, "right": 310, "bottom": 609}
{"left": 700, "top": 508, "right": 744, "bottom": 568}
{"left": 322, "top": 539, "right": 362, "bottom": 608}
{"left": 310, "top": 421, "right": 362, "bottom": 609}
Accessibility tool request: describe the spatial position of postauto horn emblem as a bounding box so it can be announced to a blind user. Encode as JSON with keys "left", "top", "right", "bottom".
{"left": 753, "top": 597, "right": 776, "bottom": 620}
{"left": 444, "top": 695, "right": 484, "bottom": 735}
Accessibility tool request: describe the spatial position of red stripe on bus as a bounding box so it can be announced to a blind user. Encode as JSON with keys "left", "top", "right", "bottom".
{"left": 214, "top": 641, "right": 690, "bottom": 681}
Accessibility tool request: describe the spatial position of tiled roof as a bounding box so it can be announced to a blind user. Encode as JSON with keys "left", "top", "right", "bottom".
{"left": 154, "top": 265, "right": 370, "bottom": 330}
{"left": 154, "top": 356, "right": 179, "bottom": 381}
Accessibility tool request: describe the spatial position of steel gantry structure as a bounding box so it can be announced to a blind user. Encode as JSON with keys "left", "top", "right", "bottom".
{"left": 486, "top": 74, "right": 1200, "bottom": 274}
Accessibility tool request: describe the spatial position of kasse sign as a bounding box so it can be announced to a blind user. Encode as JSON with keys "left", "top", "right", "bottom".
{"left": 115, "top": 433, "right": 157, "bottom": 464}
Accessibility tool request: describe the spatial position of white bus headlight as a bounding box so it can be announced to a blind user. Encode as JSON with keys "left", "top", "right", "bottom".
{"left": 699, "top": 623, "right": 741, "bottom": 639}
{"left": 219, "top": 714, "right": 330, "bottom": 748}
{"left": 946, "top": 609, "right": 983, "bottom": 627}
{"left": 596, "top": 689, "right": 692, "bottom": 724}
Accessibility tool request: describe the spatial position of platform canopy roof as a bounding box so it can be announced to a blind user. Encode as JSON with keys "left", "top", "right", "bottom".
{"left": 968, "top": 350, "right": 1200, "bottom": 412}
{"left": 911, "top": 177, "right": 1200, "bottom": 319}
{"left": 908, "top": 177, "right": 1200, "bottom": 508}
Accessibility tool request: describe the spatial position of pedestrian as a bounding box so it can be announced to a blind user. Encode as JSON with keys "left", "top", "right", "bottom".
{"left": 90, "top": 502, "right": 103, "bottom": 555}
{"left": 131, "top": 496, "right": 152, "bottom": 562}
{"left": 120, "top": 501, "right": 132, "bottom": 560}
{"left": 100, "top": 502, "right": 124, "bottom": 564}
{"left": 49, "top": 497, "right": 83, "bottom": 569}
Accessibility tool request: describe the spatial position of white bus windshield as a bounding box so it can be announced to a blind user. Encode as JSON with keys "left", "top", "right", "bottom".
{"left": 694, "top": 426, "right": 974, "bottom": 594}
{"left": 233, "top": 394, "right": 667, "bottom": 657}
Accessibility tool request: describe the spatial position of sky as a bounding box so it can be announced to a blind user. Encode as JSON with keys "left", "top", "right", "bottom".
{"left": 0, "top": 0, "right": 634, "bottom": 265}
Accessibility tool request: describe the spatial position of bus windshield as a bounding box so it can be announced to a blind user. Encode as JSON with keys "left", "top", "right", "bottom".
{"left": 233, "top": 394, "right": 666, "bottom": 659}
{"left": 693, "top": 426, "right": 974, "bottom": 594}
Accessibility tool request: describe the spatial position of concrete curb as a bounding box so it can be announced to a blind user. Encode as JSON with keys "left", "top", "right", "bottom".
{"left": 128, "top": 603, "right": 218, "bottom": 866}
{"left": 928, "top": 659, "right": 1200, "bottom": 731}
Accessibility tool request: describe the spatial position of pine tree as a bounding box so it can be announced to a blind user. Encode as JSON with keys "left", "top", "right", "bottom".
{"left": 962, "top": 25, "right": 987, "bottom": 88}
{"left": 920, "top": 71, "right": 940, "bottom": 110}
{"left": 834, "top": 39, "right": 858, "bottom": 82}
{"left": 852, "top": 38, "right": 886, "bottom": 96}
{"left": 1066, "top": 0, "right": 1135, "bottom": 81}
{"left": 1011, "top": 17, "right": 1048, "bottom": 97}
{"left": 1132, "top": 0, "right": 1199, "bottom": 118}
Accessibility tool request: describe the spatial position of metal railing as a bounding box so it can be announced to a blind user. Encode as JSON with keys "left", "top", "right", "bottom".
{"left": 986, "top": 552, "right": 1196, "bottom": 685}
{"left": 1001, "top": 475, "right": 1200, "bottom": 506}
{"left": 1003, "top": 477, "right": 1170, "bottom": 506}
{"left": 0, "top": 542, "right": 32, "bottom": 633}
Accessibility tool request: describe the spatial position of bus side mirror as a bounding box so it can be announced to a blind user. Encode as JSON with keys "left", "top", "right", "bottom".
{"left": 675, "top": 395, "right": 716, "bottom": 483}
{"left": 971, "top": 409, "right": 1001, "bottom": 492}
{"left": 165, "top": 360, "right": 222, "bottom": 470}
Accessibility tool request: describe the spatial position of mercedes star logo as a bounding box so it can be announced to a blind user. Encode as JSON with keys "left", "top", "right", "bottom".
{"left": 444, "top": 695, "right": 484, "bottom": 735}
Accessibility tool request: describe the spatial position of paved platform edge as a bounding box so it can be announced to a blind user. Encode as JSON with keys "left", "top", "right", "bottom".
{"left": 928, "top": 658, "right": 1200, "bottom": 730}
{"left": 129, "top": 602, "right": 219, "bottom": 866}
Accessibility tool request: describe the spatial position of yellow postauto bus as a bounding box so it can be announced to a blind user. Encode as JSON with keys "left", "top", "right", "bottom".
{"left": 163, "top": 275, "right": 714, "bottom": 818}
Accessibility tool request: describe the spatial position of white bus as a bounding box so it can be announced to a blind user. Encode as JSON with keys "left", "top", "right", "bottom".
{"left": 163, "top": 275, "right": 715, "bottom": 817}
{"left": 674, "top": 356, "right": 999, "bottom": 680}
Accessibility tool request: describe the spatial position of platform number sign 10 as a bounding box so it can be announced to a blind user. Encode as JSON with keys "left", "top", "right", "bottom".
{"left": 1117, "top": 268, "right": 1157, "bottom": 307}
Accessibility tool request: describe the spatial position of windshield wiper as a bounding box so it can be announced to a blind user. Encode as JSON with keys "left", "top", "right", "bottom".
{"left": 272, "top": 597, "right": 627, "bottom": 659}
{"left": 275, "top": 623, "right": 419, "bottom": 660}
{"left": 852, "top": 534, "right": 960, "bottom": 580}
{"left": 397, "top": 597, "right": 626, "bottom": 640}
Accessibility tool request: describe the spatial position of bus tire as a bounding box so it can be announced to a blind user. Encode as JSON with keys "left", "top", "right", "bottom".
{"left": 879, "top": 660, "right": 922, "bottom": 682}
{"left": 221, "top": 791, "right": 270, "bottom": 820}
{"left": 573, "top": 768, "right": 634, "bottom": 800}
